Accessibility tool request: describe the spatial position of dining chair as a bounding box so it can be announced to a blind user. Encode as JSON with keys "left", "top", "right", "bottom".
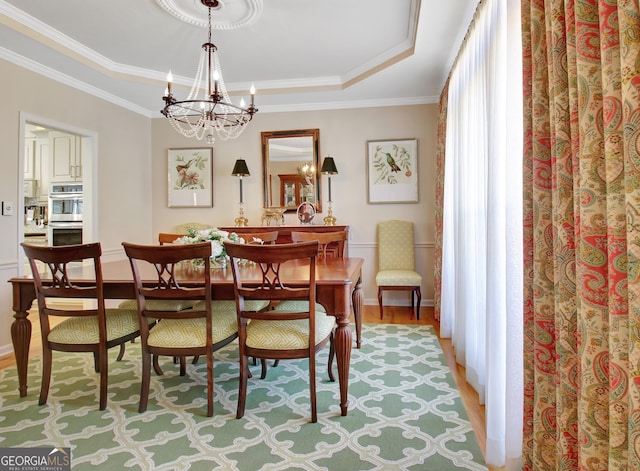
{"left": 376, "top": 220, "right": 422, "bottom": 319}
{"left": 225, "top": 241, "right": 336, "bottom": 423}
{"left": 119, "top": 232, "right": 196, "bottom": 313}
{"left": 122, "top": 241, "right": 237, "bottom": 417}
{"left": 158, "top": 232, "right": 184, "bottom": 245}
{"left": 244, "top": 230, "right": 279, "bottom": 245}
{"left": 290, "top": 230, "right": 347, "bottom": 258}
{"left": 157, "top": 231, "right": 271, "bottom": 369}
{"left": 283, "top": 230, "right": 349, "bottom": 370}
{"left": 21, "top": 242, "right": 144, "bottom": 410}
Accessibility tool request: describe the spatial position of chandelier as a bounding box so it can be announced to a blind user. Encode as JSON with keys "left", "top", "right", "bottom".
{"left": 161, "top": 0, "right": 258, "bottom": 144}
{"left": 297, "top": 162, "right": 315, "bottom": 179}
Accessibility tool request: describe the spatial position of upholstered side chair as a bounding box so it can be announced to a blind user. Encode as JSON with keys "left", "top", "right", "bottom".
{"left": 174, "top": 222, "right": 211, "bottom": 234}
{"left": 375, "top": 220, "right": 422, "bottom": 320}
{"left": 118, "top": 232, "right": 197, "bottom": 314}
{"left": 21, "top": 242, "right": 144, "bottom": 410}
{"left": 225, "top": 241, "right": 336, "bottom": 423}
{"left": 122, "top": 241, "right": 237, "bottom": 417}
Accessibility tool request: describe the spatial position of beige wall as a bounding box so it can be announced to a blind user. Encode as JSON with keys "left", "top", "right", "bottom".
{"left": 0, "top": 59, "right": 153, "bottom": 354}
{"left": 151, "top": 105, "right": 437, "bottom": 306}
{"left": 0, "top": 57, "right": 438, "bottom": 355}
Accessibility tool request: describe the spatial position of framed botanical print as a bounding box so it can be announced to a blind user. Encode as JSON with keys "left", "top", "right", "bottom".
{"left": 167, "top": 147, "right": 213, "bottom": 207}
{"left": 366, "top": 138, "right": 418, "bottom": 204}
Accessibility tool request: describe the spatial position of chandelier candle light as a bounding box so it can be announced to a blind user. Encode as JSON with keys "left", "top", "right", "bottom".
{"left": 161, "top": 0, "right": 258, "bottom": 144}
{"left": 232, "top": 159, "right": 250, "bottom": 227}
{"left": 321, "top": 156, "right": 338, "bottom": 225}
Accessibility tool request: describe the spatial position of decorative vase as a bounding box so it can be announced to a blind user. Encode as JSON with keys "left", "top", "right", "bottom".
{"left": 210, "top": 256, "right": 228, "bottom": 269}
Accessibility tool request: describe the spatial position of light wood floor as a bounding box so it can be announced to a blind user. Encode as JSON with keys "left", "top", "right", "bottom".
{"left": 0, "top": 305, "right": 502, "bottom": 470}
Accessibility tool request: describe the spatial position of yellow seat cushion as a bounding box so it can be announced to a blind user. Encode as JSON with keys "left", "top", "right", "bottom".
{"left": 147, "top": 308, "right": 237, "bottom": 348}
{"left": 47, "top": 308, "right": 142, "bottom": 344}
{"left": 192, "top": 299, "right": 270, "bottom": 313}
{"left": 246, "top": 312, "right": 335, "bottom": 350}
{"left": 118, "top": 299, "right": 198, "bottom": 312}
{"left": 376, "top": 269, "right": 422, "bottom": 287}
{"left": 271, "top": 300, "right": 326, "bottom": 313}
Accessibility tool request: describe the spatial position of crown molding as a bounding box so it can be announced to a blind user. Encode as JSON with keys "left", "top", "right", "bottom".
{"left": 0, "top": 0, "right": 425, "bottom": 113}
{"left": 0, "top": 47, "right": 154, "bottom": 117}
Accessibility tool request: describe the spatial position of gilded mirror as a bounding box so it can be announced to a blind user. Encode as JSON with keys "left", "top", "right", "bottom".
{"left": 261, "top": 129, "right": 321, "bottom": 213}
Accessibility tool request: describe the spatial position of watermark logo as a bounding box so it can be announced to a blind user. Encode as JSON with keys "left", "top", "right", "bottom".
{"left": 0, "top": 447, "right": 70, "bottom": 471}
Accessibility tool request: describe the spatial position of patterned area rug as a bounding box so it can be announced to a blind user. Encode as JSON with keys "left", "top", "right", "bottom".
{"left": 0, "top": 324, "right": 487, "bottom": 470}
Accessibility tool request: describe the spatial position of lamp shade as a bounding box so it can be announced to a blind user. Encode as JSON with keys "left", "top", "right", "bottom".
{"left": 320, "top": 157, "right": 338, "bottom": 175}
{"left": 232, "top": 159, "right": 250, "bottom": 177}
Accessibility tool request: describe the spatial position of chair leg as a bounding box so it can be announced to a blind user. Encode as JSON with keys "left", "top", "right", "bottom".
{"left": 152, "top": 355, "right": 164, "bottom": 376}
{"left": 327, "top": 332, "right": 336, "bottom": 382}
{"left": 39, "top": 347, "right": 53, "bottom": 406}
{"left": 260, "top": 359, "right": 268, "bottom": 379}
{"left": 257, "top": 359, "right": 279, "bottom": 379}
{"left": 309, "top": 355, "right": 317, "bottom": 423}
{"left": 237, "top": 355, "right": 248, "bottom": 419}
{"left": 410, "top": 290, "right": 415, "bottom": 319}
{"left": 139, "top": 352, "right": 151, "bottom": 413}
{"left": 378, "top": 287, "right": 384, "bottom": 319}
{"left": 98, "top": 347, "right": 108, "bottom": 410}
{"left": 179, "top": 356, "right": 187, "bottom": 376}
{"left": 116, "top": 343, "right": 126, "bottom": 361}
{"left": 415, "top": 287, "right": 421, "bottom": 320}
{"left": 206, "top": 351, "right": 214, "bottom": 417}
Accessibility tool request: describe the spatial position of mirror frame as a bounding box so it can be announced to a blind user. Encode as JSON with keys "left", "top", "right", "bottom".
{"left": 261, "top": 129, "right": 321, "bottom": 213}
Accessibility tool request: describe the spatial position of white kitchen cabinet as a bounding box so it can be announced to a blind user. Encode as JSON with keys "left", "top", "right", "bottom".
{"left": 24, "top": 139, "right": 35, "bottom": 179}
{"left": 50, "top": 132, "right": 82, "bottom": 182}
{"left": 35, "top": 138, "right": 49, "bottom": 200}
{"left": 24, "top": 137, "right": 49, "bottom": 199}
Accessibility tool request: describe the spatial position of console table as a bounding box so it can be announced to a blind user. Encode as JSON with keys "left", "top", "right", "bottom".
{"left": 219, "top": 225, "right": 350, "bottom": 257}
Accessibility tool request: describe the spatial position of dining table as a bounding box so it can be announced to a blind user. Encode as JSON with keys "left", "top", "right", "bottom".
{"left": 8, "top": 255, "right": 364, "bottom": 416}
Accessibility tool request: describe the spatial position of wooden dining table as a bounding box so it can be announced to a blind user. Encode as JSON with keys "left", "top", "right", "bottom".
{"left": 8, "top": 256, "right": 364, "bottom": 416}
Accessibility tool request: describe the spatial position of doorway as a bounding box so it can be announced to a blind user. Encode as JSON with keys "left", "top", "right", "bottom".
{"left": 18, "top": 113, "right": 97, "bottom": 275}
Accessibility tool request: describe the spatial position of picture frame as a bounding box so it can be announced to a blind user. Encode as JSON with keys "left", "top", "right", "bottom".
{"left": 366, "top": 138, "right": 418, "bottom": 204}
{"left": 167, "top": 147, "right": 213, "bottom": 208}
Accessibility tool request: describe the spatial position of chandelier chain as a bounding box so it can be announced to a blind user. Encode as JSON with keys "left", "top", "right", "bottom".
{"left": 161, "top": 1, "right": 257, "bottom": 144}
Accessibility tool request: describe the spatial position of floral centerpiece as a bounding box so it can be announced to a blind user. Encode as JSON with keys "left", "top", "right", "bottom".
{"left": 175, "top": 228, "right": 246, "bottom": 269}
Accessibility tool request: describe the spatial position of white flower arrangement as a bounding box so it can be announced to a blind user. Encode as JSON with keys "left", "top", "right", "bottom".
{"left": 175, "top": 228, "right": 246, "bottom": 266}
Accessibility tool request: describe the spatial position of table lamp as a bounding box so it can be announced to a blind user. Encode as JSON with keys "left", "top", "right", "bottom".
{"left": 232, "top": 159, "right": 250, "bottom": 227}
{"left": 321, "top": 156, "right": 338, "bottom": 225}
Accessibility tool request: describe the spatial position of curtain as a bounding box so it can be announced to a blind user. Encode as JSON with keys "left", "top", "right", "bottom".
{"left": 437, "top": 0, "right": 524, "bottom": 467}
{"left": 434, "top": 79, "right": 449, "bottom": 323}
{"left": 522, "top": 0, "right": 640, "bottom": 469}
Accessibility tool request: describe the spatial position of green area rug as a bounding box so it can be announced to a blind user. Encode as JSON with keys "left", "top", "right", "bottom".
{"left": 0, "top": 324, "right": 487, "bottom": 470}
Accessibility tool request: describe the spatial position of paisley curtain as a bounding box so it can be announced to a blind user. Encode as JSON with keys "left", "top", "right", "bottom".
{"left": 522, "top": 0, "right": 640, "bottom": 469}
{"left": 434, "top": 80, "right": 449, "bottom": 323}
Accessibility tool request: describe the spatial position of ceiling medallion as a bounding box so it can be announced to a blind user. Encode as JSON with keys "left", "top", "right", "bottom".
{"left": 155, "top": 0, "right": 262, "bottom": 30}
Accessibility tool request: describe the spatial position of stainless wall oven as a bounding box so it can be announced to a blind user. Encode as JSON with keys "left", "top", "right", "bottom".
{"left": 47, "top": 183, "right": 83, "bottom": 246}
{"left": 48, "top": 222, "right": 83, "bottom": 246}
{"left": 49, "top": 183, "right": 83, "bottom": 222}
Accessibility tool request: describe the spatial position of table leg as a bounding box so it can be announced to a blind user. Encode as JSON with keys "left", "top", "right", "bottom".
{"left": 11, "top": 309, "right": 32, "bottom": 397}
{"left": 334, "top": 312, "right": 352, "bottom": 416}
{"left": 352, "top": 275, "right": 363, "bottom": 349}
